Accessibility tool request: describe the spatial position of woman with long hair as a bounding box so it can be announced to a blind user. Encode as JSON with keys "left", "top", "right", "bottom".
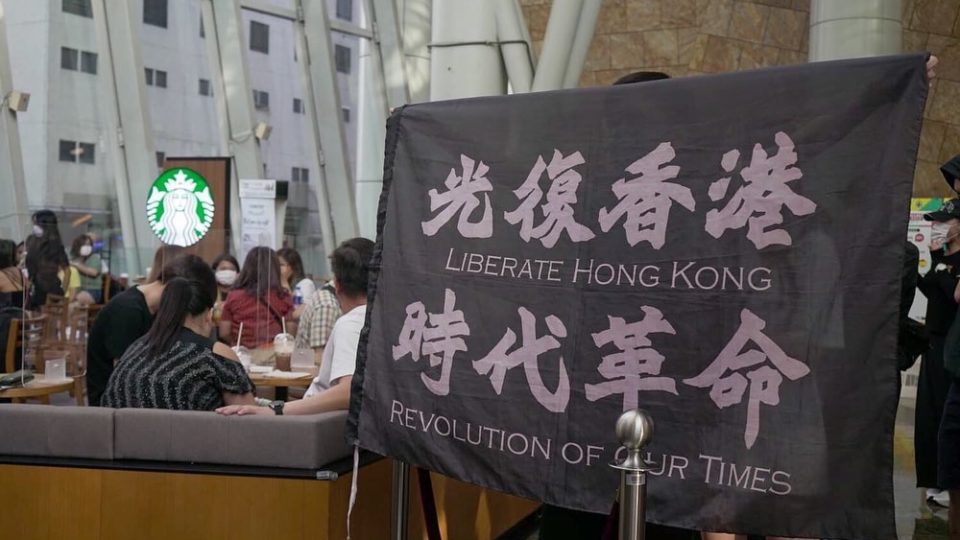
{"left": 211, "top": 253, "right": 239, "bottom": 328}
{"left": 100, "top": 275, "right": 255, "bottom": 411}
{"left": 277, "top": 247, "right": 315, "bottom": 318}
{"left": 211, "top": 253, "right": 239, "bottom": 303}
{"left": 24, "top": 210, "right": 70, "bottom": 309}
{"left": 219, "top": 247, "right": 293, "bottom": 349}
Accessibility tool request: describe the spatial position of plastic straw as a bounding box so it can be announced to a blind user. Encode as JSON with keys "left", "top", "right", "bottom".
{"left": 282, "top": 317, "right": 287, "bottom": 336}
{"left": 236, "top": 322, "right": 243, "bottom": 348}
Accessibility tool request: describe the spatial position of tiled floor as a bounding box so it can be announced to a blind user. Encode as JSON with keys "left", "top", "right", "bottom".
{"left": 895, "top": 400, "right": 950, "bottom": 540}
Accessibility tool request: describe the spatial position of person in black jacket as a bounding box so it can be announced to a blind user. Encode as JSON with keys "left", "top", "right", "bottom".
{"left": 916, "top": 199, "right": 960, "bottom": 497}
{"left": 24, "top": 210, "right": 68, "bottom": 309}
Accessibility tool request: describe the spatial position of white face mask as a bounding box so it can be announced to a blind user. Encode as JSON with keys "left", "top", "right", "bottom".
{"left": 32, "top": 225, "right": 43, "bottom": 237}
{"left": 79, "top": 245, "right": 93, "bottom": 257}
{"left": 215, "top": 269, "right": 237, "bottom": 287}
{"left": 932, "top": 222, "right": 953, "bottom": 246}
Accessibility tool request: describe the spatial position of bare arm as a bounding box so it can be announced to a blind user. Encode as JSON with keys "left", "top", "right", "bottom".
{"left": 213, "top": 343, "right": 256, "bottom": 405}
{"left": 218, "top": 321, "right": 233, "bottom": 344}
{"left": 217, "top": 375, "right": 352, "bottom": 416}
{"left": 213, "top": 341, "right": 240, "bottom": 360}
{"left": 284, "top": 376, "right": 352, "bottom": 415}
{"left": 73, "top": 261, "right": 100, "bottom": 278}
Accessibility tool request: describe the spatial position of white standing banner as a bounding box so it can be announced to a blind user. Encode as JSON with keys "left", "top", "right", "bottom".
{"left": 239, "top": 179, "right": 277, "bottom": 261}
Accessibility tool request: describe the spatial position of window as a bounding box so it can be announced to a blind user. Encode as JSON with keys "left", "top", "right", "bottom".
{"left": 250, "top": 21, "right": 269, "bottom": 54}
{"left": 336, "top": 0, "right": 353, "bottom": 21}
{"left": 253, "top": 90, "right": 269, "bottom": 111}
{"left": 156, "top": 151, "right": 166, "bottom": 168}
{"left": 293, "top": 98, "right": 304, "bottom": 114}
{"left": 335, "top": 45, "right": 351, "bottom": 74}
{"left": 78, "top": 142, "right": 95, "bottom": 164}
{"left": 292, "top": 167, "right": 309, "bottom": 183}
{"left": 80, "top": 51, "right": 97, "bottom": 74}
{"left": 199, "top": 78, "right": 212, "bottom": 96}
{"left": 342, "top": 107, "right": 350, "bottom": 123}
{"left": 146, "top": 68, "right": 167, "bottom": 88}
{"left": 59, "top": 140, "right": 76, "bottom": 162}
{"left": 59, "top": 140, "right": 95, "bottom": 164}
{"left": 60, "top": 47, "right": 78, "bottom": 71}
{"left": 61, "top": 48, "right": 97, "bottom": 74}
{"left": 143, "top": 0, "right": 168, "bottom": 28}
{"left": 62, "top": 0, "right": 92, "bottom": 18}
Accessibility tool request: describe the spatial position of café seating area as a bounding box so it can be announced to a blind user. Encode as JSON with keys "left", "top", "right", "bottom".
{"left": 2, "top": 294, "right": 102, "bottom": 404}
{"left": 0, "top": 299, "right": 539, "bottom": 540}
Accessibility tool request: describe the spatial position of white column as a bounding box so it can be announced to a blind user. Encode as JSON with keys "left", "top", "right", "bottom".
{"left": 495, "top": 0, "right": 534, "bottom": 93}
{"left": 208, "top": 0, "right": 266, "bottom": 256}
{"left": 92, "top": 0, "right": 161, "bottom": 273}
{"left": 399, "top": 0, "right": 431, "bottom": 103}
{"left": 0, "top": 3, "right": 28, "bottom": 240}
{"left": 530, "top": 0, "right": 583, "bottom": 92}
{"left": 293, "top": 1, "right": 336, "bottom": 253}
{"left": 809, "top": 0, "right": 902, "bottom": 62}
{"left": 430, "top": 0, "right": 504, "bottom": 100}
{"left": 562, "top": 0, "right": 602, "bottom": 89}
{"left": 301, "top": 0, "right": 359, "bottom": 244}
{"left": 355, "top": 0, "right": 410, "bottom": 239}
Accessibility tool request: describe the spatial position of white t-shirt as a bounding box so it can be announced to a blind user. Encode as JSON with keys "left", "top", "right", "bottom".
{"left": 304, "top": 304, "right": 366, "bottom": 397}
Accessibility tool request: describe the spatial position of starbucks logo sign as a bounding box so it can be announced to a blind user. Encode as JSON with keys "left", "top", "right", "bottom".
{"left": 146, "top": 168, "right": 215, "bottom": 247}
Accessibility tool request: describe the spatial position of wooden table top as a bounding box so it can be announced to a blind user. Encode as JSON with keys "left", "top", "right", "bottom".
{"left": 0, "top": 373, "right": 75, "bottom": 399}
{"left": 247, "top": 367, "right": 317, "bottom": 388}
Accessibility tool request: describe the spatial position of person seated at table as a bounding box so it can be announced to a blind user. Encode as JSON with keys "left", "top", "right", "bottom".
{"left": 219, "top": 246, "right": 293, "bottom": 350}
{"left": 69, "top": 233, "right": 103, "bottom": 305}
{"left": 295, "top": 279, "right": 341, "bottom": 366}
{"left": 87, "top": 250, "right": 213, "bottom": 406}
{"left": 278, "top": 247, "right": 316, "bottom": 319}
{"left": 211, "top": 253, "right": 239, "bottom": 327}
{"left": 100, "top": 275, "right": 255, "bottom": 411}
{"left": 217, "top": 237, "right": 373, "bottom": 416}
{"left": 0, "top": 239, "right": 25, "bottom": 309}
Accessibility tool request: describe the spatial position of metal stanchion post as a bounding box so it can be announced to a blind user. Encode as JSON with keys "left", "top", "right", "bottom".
{"left": 391, "top": 460, "right": 410, "bottom": 540}
{"left": 610, "top": 409, "right": 654, "bottom": 540}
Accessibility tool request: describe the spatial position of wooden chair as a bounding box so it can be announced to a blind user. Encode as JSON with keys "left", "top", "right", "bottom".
{"left": 3, "top": 313, "right": 47, "bottom": 374}
{"left": 41, "top": 294, "right": 69, "bottom": 342}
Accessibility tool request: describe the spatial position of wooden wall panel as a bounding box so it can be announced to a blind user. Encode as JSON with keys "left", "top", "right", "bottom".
{"left": 0, "top": 465, "right": 102, "bottom": 540}
{"left": 0, "top": 462, "right": 534, "bottom": 540}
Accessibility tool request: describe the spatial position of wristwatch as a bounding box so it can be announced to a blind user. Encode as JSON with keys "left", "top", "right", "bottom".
{"left": 268, "top": 400, "right": 285, "bottom": 415}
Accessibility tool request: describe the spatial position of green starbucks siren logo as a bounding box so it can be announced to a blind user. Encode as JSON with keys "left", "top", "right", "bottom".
{"left": 146, "top": 168, "right": 215, "bottom": 247}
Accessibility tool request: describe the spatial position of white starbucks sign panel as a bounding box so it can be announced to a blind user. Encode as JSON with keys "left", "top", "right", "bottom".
{"left": 146, "top": 168, "right": 215, "bottom": 247}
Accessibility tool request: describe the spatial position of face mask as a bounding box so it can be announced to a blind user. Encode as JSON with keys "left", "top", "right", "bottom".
{"left": 216, "top": 269, "right": 237, "bottom": 287}
{"left": 32, "top": 225, "right": 43, "bottom": 237}
{"left": 79, "top": 245, "right": 93, "bottom": 257}
{"left": 932, "top": 222, "right": 953, "bottom": 246}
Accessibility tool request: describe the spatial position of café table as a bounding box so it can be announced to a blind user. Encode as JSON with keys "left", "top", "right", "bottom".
{"left": 0, "top": 373, "right": 78, "bottom": 404}
{"left": 247, "top": 366, "right": 317, "bottom": 401}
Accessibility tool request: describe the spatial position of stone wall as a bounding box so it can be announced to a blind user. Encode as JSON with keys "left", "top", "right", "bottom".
{"left": 520, "top": 0, "right": 960, "bottom": 197}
